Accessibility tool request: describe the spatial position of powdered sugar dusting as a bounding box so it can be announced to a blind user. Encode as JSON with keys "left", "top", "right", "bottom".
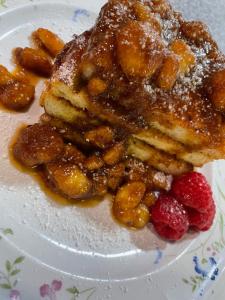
{"left": 172, "top": 44, "right": 211, "bottom": 95}
{"left": 57, "top": 59, "right": 76, "bottom": 86}
{"left": 145, "top": 39, "right": 224, "bottom": 107}
{"left": 57, "top": 35, "right": 89, "bottom": 86}
{"left": 161, "top": 14, "right": 180, "bottom": 45}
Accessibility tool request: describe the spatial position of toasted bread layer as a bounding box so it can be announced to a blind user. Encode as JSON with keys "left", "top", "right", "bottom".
{"left": 127, "top": 138, "right": 193, "bottom": 175}
{"left": 44, "top": 93, "right": 87, "bottom": 124}
{"left": 147, "top": 92, "right": 222, "bottom": 147}
{"left": 134, "top": 128, "right": 186, "bottom": 155}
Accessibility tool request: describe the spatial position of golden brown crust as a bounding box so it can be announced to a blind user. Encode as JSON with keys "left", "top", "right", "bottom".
{"left": 53, "top": 31, "right": 91, "bottom": 87}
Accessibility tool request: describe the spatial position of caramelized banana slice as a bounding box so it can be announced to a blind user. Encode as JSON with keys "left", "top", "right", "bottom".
{"left": 84, "top": 126, "right": 114, "bottom": 149}
{"left": 62, "top": 144, "right": 86, "bottom": 164}
{"left": 156, "top": 53, "right": 180, "bottom": 90}
{"left": 84, "top": 154, "right": 104, "bottom": 170}
{"left": 14, "top": 47, "right": 53, "bottom": 77}
{"left": 114, "top": 181, "right": 146, "bottom": 210}
{"left": 170, "top": 39, "right": 196, "bottom": 75}
{"left": 113, "top": 203, "right": 150, "bottom": 229}
{"left": 33, "top": 28, "right": 65, "bottom": 57}
{"left": 87, "top": 77, "right": 107, "bottom": 96}
{"left": 103, "top": 142, "right": 125, "bottom": 165}
{"left": 209, "top": 69, "right": 225, "bottom": 113}
{"left": 0, "top": 81, "right": 35, "bottom": 111}
{"left": 13, "top": 124, "right": 64, "bottom": 167}
{"left": 133, "top": 2, "right": 161, "bottom": 33}
{"left": 0, "top": 65, "right": 14, "bottom": 85}
{"left": 113, "top": 176, "right": 149, "bottom": 229}
{"left": 0, "top": 65, "right": 35, "bottom": 110}
{"left": 116, "top": 20, "right": 164, "bottom": 78}
{"left": 46, "top": 162, "right": 92, "bottom": 199}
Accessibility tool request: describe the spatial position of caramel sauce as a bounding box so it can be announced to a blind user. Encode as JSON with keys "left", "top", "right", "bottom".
{"left": 9, "top": 126, "right": 103, "bottom": 208}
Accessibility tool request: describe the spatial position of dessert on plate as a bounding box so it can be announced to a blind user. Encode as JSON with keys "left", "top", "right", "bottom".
{"left": 3, "top": 0, "right": 225, "bottom": 240}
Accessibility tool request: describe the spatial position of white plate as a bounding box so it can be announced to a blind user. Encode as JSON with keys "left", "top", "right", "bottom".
{"left": 0, "top": 1, "right": 225, "bottom": 299}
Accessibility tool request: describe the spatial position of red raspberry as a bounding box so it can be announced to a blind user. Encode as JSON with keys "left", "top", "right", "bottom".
{"left": 151, "top": 194, "right": 189, "bottom": 240}
{"left": 187, "top": 201, "right": 216, "bottom": 231}
{"left": 171, "top": 172, "right": 213, "bottom": 213}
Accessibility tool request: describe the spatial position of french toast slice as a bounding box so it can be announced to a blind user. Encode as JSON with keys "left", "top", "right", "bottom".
{"left": 127, "top": 138, "right": 193, "bottom": 175}
{"left": 145, "top": 91, "right": 222, "bottom": 147}
{"left": 43, "top": 93, "right": 88, "bottom": 125}
{"left": 178, "top": 126, "right": 225, "bottom": 166}
{"left": 50, "top": 33, "right": 90, "bottom": 110}
{"left": 133, "top": 128, "right": 186, "bottom": 155}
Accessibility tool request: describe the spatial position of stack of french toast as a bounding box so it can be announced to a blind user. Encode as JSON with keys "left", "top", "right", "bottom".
{"left": 41, "top": 0, "right": 225, "bottom": 173}
{"left": 12, "top": 0, "right": 225, "bottom": 234}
